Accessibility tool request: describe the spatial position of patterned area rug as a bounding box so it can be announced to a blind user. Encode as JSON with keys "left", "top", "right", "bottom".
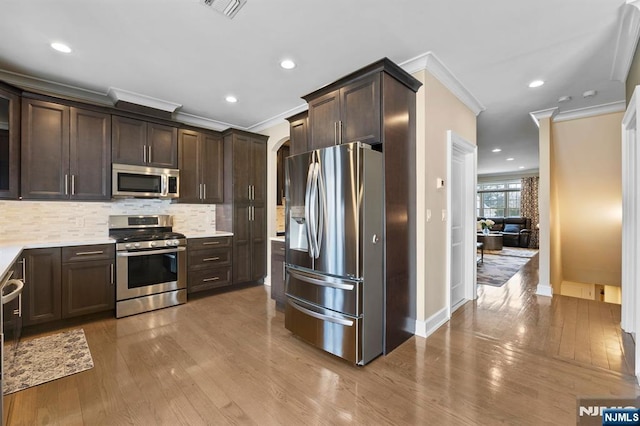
{"left": 477, "top": 254, "right": 532, "bottom": 287}
{"left": 3, "top": 328, "right": 94, "bottom": 395}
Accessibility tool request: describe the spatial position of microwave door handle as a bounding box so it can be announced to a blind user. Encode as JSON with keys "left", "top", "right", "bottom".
{"left": 161, "top": 175, "right": 169, "bottom": 197}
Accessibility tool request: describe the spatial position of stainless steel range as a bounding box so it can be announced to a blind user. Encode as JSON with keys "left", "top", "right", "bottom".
{"left": 109, "top": 215, "right": 187, "bottom": 318}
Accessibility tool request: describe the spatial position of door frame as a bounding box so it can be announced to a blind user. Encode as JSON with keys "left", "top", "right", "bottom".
{"left": 622, "top": 85, "right": 639, "bottom": 383}
{"left": 445, "top": 130, "right": 478, "bottom": 319}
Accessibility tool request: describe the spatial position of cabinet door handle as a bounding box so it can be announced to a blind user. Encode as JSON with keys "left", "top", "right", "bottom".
{"left": 251, "top": 205, "right": 254, "bottom": 221}
{"left": 334, "top": 122, "right": 338, "bottom": 145}
{"left": 75, "top": 250, "right": 104, "bottom": 256}
{"left": 203, "top": 277, "right": 220, "bottom": 282}
{"left": 71, "top": 175, "right": 76, "bottom": 195}
{"left": 148, "top": 146, "right": 152, "bottom": 164}
{"left": 110, "top": 263, "right": 114, "bottom": 285}
{"left": 143, "top": 144, "right": 147, "bottom": 163}
{"left": 339, "top": 121, "right": 343, "bottom": 144}
{"left": 248, "top": 185, "right": 251, "bottom": 200}
{"left": 203, "top": 257, "right": 220, "bottom": 262}
{"left": 64, "top": 174, "right": 69, "bottom": 195}
{"left": 20, "top": 258, "right": 26, "bottom": 283}
{"left": 202, "top": 241, "right": 220, "bottom": 246}
{"left": 203, "top": 183, "right": 207, "bottom": 200}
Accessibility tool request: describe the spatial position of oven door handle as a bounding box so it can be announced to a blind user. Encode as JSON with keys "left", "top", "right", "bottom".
{"left": 117, "top": 247, "right": 185, "bottom": 257}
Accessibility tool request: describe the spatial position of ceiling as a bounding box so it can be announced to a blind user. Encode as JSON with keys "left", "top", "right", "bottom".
{"left": 0, "top": 0, "right": 631, "bottom": 175}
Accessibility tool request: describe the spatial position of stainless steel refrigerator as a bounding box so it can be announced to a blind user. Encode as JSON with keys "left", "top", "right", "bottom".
{"left": 284, "top": 141, "right": 384, "bottom": 365}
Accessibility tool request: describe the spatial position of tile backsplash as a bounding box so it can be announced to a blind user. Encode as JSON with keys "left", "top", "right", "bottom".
{"left": 0, "top": 199, "right": 216, "bottom": 243}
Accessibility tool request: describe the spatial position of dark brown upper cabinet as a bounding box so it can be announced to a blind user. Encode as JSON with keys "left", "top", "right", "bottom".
{"left": 112, "top": 115, "right": 177, "bottom": 168}
{"left": 305, "top": 73, "right": 380, "bottom": 150}
{"left": 286, "top": 111, "right": 309, "bottom": 156}
{"left": 178, "top": 128, "right": 223, "bottom": 204}
{"left": 21, "top": 98, "right": 111, "bottom": 200}
{"left": 0, "top": 84, "right": 20, "bottom": 199}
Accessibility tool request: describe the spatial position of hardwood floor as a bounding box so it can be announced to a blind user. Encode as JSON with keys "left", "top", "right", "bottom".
{"left": 4, "top": 257, "right": 639, "bottom": 425}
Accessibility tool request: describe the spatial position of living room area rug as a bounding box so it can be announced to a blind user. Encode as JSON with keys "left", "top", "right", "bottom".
{"left": 3, "top": 328, "right": 94, "bottom": 395}
{"left": 477, "top": 253, "right": 532, "bottom": 287}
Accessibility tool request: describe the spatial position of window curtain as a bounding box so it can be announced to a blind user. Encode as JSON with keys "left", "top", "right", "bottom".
{"left": 520, "top": 176, "right": 539, "bottom": 248}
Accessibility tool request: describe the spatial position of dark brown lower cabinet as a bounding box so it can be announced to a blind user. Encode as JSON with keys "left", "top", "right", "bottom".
{"left": 187, "top": 236, "right": 233, "bottom": 294}
{"left": 22, "top": 244, "right": 115, "bottom": 327}
{"left": 61, "top": 244, "right": 115, "bottom": 318}
{"left": 22, "top": 248, "right": 62, "bottom": 326}
{"left": 270, "top": 239, "right": 285, "bottom": 310}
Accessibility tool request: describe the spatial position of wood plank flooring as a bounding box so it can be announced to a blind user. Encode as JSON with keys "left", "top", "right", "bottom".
{"left": 4, "top": 255, "right": 639, "bottom": 425}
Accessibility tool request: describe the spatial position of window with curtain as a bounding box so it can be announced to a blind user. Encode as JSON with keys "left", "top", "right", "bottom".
{"left": 476, "top": 181, "right": 521, "bottom": 217}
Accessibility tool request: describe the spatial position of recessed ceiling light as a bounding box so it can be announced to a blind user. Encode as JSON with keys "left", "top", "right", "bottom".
{"left": 519, "top": 166, "right": 525, "bottom": 169}
{"left": 225, "top": 95, "right": 238, "bottom": 103}
{"left": 558, "top": 95, "right": 572, "bottom": 103}
{"left": 50, "top": 42, "right": 72, "bottom": 53}
{"left": 280, "top": 59, "right": 296, "bottom": 70}
{"left": 583, "top": 90, "right": 597, "bottom": 98}
{"left": 506, "top": 157, "right": 515, "bottom": 161}
{"left": 492, "top": 148, "right": 502, "bottom": 153}
{"left": 528, "top": 80, "right": 544, "bottom": 88}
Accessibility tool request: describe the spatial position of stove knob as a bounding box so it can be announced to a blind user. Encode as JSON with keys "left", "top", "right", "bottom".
{"left": 165, "top": 240, "right": 173, "bottom": 247}
{"left": 172, "top": 239, "right": 180, "bottom": 246}
{"left": 125, "top": 243, "right": 132, "bottom": 249}
{"left": 134, "top": 243, "right": 141, "bottom": 248}
{"left": 150, "top": 241, "right": 157, "bottom": 248}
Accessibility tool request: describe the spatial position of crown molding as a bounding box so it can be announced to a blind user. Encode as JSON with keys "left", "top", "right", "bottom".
{"left": 553, "top": 100, "right": 626, "bottom": 122}
{"left": 107, "top": 87, "right": 182, "bottom": 113}
{"left": 529, "top": 107, "right": 559, "bottom": 127}
{"left": 400, "top": 51, "right": 485, "bottom": 116}
{"left": 247, "top": 103, "right": 308, "bottom": 133}
{"left": 0, "top": 69, "right": 111, "bottom": 106}
{"left": 172, "top": 111, "right": 234, "bottom": 132}
{"left": 611, "top": 1, "right": 640, "bottom": 82}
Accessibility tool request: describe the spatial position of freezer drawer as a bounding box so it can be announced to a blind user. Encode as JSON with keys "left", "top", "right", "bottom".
{"left": 285, "top": 297, "right": 361, "bottom": 364}
{"left": 285, "top": 267, "right": 361, "bottom": 317}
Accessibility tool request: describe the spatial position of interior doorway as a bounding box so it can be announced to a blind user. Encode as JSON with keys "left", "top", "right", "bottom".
{"left": 446, "top": 130, "right": 477, "bottom": 318}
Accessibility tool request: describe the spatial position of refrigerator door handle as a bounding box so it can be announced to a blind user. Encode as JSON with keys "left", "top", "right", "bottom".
{"left": 304, "top": 161, "right": 316, "bottom": 258}
{"left": 287, "top": 299, "right": 354, "bottom": 327}
{"left": 310, "top": 161, "right": 321, "bottom": 258}
{"left": 315, "top": 161, "right": 326, "bottom": 256}
{"left": 288, "top": 268, "right": 356, "bottom": 291}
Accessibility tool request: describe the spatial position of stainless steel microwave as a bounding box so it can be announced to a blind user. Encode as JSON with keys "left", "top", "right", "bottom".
{"left": 112, "top": 163, "right": 179, "bottom": 199}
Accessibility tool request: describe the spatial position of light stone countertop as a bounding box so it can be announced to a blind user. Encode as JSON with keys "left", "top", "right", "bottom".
{"left": 0, "top": 238, "right": 115, "bottom": 280}
{"left": 181, "top": 231, "right": 234, "bottom": 239}
{"left": 270, "top": 236, "right": 285, "bottom": 242}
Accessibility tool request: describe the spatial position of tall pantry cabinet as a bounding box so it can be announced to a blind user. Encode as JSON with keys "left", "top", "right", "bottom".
{"left": 216, "top": 129, "right": 268, "bottom": 285}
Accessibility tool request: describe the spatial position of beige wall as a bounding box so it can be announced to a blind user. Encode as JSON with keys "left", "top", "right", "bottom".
{"left": 551, "top": 112, "right": 623, "bottom": 287}
{"left": 415, "top": 69, "right": 477, "bottom": 321}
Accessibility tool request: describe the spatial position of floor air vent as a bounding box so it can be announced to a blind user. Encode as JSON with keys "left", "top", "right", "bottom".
{"left": 202, "top": 0, "right": 246, "bottom": 19}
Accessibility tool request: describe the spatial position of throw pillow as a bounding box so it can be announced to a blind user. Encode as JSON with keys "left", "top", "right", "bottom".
{"left": 503, "top": 224, "right": 521, "bottom": 233}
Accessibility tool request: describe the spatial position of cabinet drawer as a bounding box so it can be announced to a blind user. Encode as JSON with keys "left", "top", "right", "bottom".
{"left": 188, "top": 268, "right": 232, "bottom": 293}
{"left": 188, "top": 236, "right": 232, "bottom": 251}
{"left": 62, "top": 244, "right": 115, "bottom": 263}
{"left": 188, "top": 247, "right": 232, "bottom": 270}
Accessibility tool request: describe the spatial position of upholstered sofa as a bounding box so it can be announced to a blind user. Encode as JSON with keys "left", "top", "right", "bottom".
{"left": 477, "top": 217, "right": 532, "bottom": 248}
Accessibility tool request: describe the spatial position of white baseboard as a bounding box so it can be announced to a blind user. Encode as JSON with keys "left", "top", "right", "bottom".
{"left": 415, "top": 307, "right": 449, "bottom": 338}
{"left": 536, "top": 282, "right": 553, "bottom": 297}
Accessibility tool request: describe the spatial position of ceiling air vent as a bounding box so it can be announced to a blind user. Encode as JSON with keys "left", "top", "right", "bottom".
{"left": 202, "top": 0, "right": 246, "bottom": 19}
